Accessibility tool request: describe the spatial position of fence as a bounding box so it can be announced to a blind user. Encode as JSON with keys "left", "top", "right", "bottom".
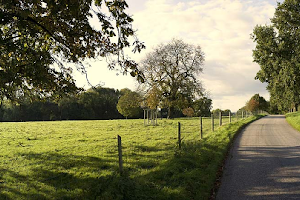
{"left": 116, "top": 110, "right": 266, "bottom": 174}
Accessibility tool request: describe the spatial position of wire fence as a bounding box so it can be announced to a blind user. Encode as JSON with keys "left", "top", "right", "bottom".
{"left": 0, "top": 111, "right": 267, "bottom": 198}
{"left": 117, "top": 110, "right": 267, "bottom": 174}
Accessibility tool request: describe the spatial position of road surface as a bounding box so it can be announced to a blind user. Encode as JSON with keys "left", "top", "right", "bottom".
{"left": 217, "top": 115, "right": 300, "bottom": 199}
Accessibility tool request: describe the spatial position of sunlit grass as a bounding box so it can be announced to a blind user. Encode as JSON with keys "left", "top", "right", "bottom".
{"left": 286, "top": 112, "right": 300, "bottom": 131}
{"left": 0, "top": 115, "right": 261, "bottom": 199}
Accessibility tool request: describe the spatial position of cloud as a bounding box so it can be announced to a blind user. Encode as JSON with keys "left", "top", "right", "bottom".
{"left": 74, "top": 0, "right": 278, "bottom": 111}
{"left": 128, "top": 0, "right": 276, "bottom": 111}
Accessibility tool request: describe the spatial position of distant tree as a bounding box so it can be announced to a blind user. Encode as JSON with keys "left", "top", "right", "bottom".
{"left": 246, "top": 94, "right": 268, "bottom": 113}
{"left": 238, "top": 106, "right": 247, "bottom": 113}
{"left": 58, "top": 96, "right": 84, "bottom": 120}
{"left": 146, "top": 86, "right": 161, "bottom": 110}
{"left": 117, "top": 90, "right": 142, "bottom": 119}
{"left": 212, "top": 109, "right": 222, "bottom": 117}
{"left": 222, "top": 109, "right": 231, "bottom": 116}
{"left": 0, "top": 0, "right": 145, "bottom": 100}
{"left": 140, "top": 39, "right": 205, "bottom": 118}
{"left": 79, "top": 87, "right": 121, "bottom": 119}
{"left": 212, "top": 109, "right": 231, "bottom": 117}
{"left": 246, "top": 99, "right": 259, "bottom": 112}
{"left": 252, "top": 0, "right": 300, "bottom": 112}
{"left": 192, "top": 97, "right": 212, "bottom": 117}
{"left": 182, "top": 107, "right": 194, "bottom": 117}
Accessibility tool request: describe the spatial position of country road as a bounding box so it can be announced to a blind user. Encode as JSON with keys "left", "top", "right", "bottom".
{"left": 216, "top": 115, "right": 300, "bottom": 199}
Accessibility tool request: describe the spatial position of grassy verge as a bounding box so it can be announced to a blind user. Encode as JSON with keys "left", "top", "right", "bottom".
{"left": 0, "top": 116, "right": 263, "bottom": 200}
{"left": 286, "top": 112, "right": 300, "bottom": 131}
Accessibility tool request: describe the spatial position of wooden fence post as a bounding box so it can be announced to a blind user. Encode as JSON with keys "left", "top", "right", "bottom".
{"left": 211, "top": 113, "right": 214, "bottom": 132}
{"left": 200, "top": 116, "right": 203, "bottom": 139}
{"left": 117, "top": 135, "right": 123, "bottom": 175}
{"left": 229, "top": 111, "right": 231, "bottom": 123}
{"left": 242, "top": 111, "right": 244, "bottom": 119}
{"left": 219, "top": 112, "right": 222, "bottom": 127}
{"left": 236, "top": 111, "right": 239, "bottom": 121}
{"left": 178, "top": 122, "right": 181, "bottom": 149}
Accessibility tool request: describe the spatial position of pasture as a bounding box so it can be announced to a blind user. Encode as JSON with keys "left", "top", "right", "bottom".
{"left": 0, "top": 116, "right": 260, "bottom": 199}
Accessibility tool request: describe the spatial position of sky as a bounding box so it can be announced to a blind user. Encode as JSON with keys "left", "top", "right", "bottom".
{"left": 73, "top": 0, "right": 284, "bottom": 112}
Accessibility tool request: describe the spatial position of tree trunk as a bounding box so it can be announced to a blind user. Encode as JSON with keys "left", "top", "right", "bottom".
{"left": 168, "top": 106, "right": 175, "bottom": 119}
{"left": 295, "top": 103, "right": 299, "bottom": 112}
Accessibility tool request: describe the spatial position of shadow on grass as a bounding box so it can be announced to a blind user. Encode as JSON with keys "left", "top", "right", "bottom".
{"left": 1, "top": 117, "right": 262, "bottom": 200}
{"left": 0, "top": 143, "right": 220, "bottom": 200}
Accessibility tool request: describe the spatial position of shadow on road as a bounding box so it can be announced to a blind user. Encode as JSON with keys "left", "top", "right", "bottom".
{"left": 217, "top": 115, "right": 300, "bottom": 199}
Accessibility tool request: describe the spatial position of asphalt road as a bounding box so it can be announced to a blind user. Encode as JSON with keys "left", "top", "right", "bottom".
{"left": 216, "top": 115, "right": 300, "bottom": 200}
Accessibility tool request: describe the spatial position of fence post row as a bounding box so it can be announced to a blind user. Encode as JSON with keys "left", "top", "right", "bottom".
{"left": 178, "top": 122, "right": 181, "bottom": 150}
{"left": 117, "top": 135, "right": 123, "bottom": 175}
{"left": 219, "top": 112, "right": 222, "bottom": 127}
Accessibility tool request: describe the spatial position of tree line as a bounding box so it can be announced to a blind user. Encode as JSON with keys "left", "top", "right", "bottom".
{"left": 252, "top": 0, "right": 300, "bottom": 113}
{"left": 0, "top": 86, "right": 212, "bottom": 122}
{"left": 0, "top": 87, "right": 122, "bottom": 121}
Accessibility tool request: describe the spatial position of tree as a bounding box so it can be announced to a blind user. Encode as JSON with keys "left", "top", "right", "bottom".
{"left": 140, "top": 39, "right": 205, "bottom": 118}
{"left": 117, "top": 90, "right": 142, "bottom": 119}
{"left": 252, "top": 0, "right": 300, "bottom": 112}
{"left": 0, "top": 0, "right": 145, "bottom": 99}
{"left": 79, "top": 87, "right": 121, "bottom": 119}
{"left": 212, "top": 109, "right": 222, "bottom": 117}
{"left": 222, "top": 109, "right": 231, "bottom": 116}
{"left": 192, "top": 97, "right": 212, "bottom": 117}
{"left": 146, "top": 86, "right": 161, "bottom": 110}
{"left": 246, "top": 99, "right": 260, "bottom": 113}
{"left": 211, "top": 109, "right": 231, "bottom": 117}
{"left": 246, "top": 94, "right": 268, "bottom": 113}
{"left": 59, "top": 96, "right": 84, "bottom": 120}
{"left": 182, "top": 107, "right": 194, "bottom": 117}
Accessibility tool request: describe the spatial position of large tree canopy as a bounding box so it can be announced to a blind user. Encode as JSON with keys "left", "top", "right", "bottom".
{"left": 140, "top": 39, "right": 205, "bottom": 118}
{"left": 117, "top": 89, "right": 142, "bottom": 119}
{"left": 245, "top": 94, "right": 268, "bottom": 113}
{"left": 192, "top": 96, "right": 212, "bottom": 117}
{"left": 252, "top": 0, "right": 300, "bottom": 112}
{"left": 0, "top": 0, "right": 145, "bottom": 100}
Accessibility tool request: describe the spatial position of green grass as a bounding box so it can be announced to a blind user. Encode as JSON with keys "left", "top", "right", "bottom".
{"left": 286, "top": 112, "right": 300, "bottom": 131}
{"left": 0, "top": 115, "right": 262, "bottom": 200}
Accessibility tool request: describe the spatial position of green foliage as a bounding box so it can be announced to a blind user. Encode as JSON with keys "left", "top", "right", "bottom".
{"left": 212, "top": 108, "right": 231, "bottom": 117}
{"left": 252, "top": 0, "right": 300, "bottom": 112}
{"left": 245, "top": 94, "right": 269, "bottom": 113}
{"left": 0, "top": 0, "right": 145, "bottom": 99}
{"left": 0, "top": 115, "right": 262, "bottom": 199}
{"left": 0, "top": 86, "right": 123, "bottom": 121}
{"left": 117, "top": 90, "right": 142, "bottom": 118}
{"left": 140, "top": 39, "right": 205, "bottom": 118}
{"left": 79, "top": 87, "right": 122, "bottom": 119}
{"left": 192, "top": 97, "right": 212, "bottom": 117}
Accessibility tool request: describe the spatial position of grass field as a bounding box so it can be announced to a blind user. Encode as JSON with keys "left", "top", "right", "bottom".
{"left": 0, "top": 115, "right": 261, "bottom": 200}
{"left": 286, "top": 112, "right": 300, "bottom": 131}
